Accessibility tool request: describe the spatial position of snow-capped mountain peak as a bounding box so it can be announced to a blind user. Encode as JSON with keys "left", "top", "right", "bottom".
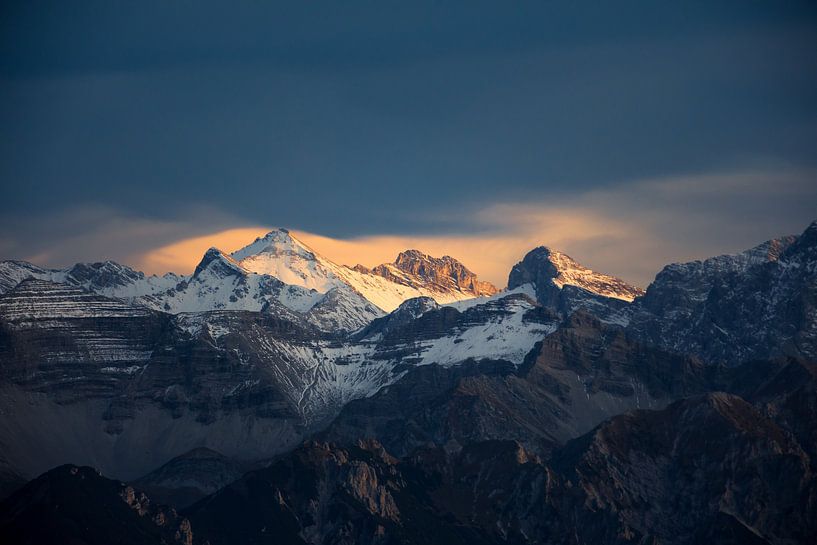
{"left": 231, "top": 229, "right": 495, "bottom": 312}
{"left": 231, "top": 230, "right": 337, "bottom": 292}
{"left": 230, "top": 228, "right": 315, "bottom": 262}
{"left": 508, "top": 246, "right": 644, "bottom": 302}
{"left": 0, "top": 228, "right": 496, "bottom": 330}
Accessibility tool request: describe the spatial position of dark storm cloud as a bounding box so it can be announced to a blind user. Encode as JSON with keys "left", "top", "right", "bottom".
{"left": 0, "top": 1, "right": 816, "bottom": 262}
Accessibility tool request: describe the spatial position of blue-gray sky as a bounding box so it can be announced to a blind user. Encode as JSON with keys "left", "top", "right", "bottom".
{"left": 1, "top": 1, "right": 816, "bottom": 285}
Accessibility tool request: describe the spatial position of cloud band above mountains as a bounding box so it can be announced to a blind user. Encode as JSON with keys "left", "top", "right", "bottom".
{"left": 1, "top": 168, "right": 815, "bottom": 287}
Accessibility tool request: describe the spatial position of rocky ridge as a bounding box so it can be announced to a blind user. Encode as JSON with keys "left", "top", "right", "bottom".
{"left": 0, "top": 465, "right": 193, "bottom": 545}
{"left": 629, "top": 222, "right": 817, "bottom": 364}
{"left": 365, "top": 249, "right": 498, "bottom": 297}
{"left": 1, "top": 221, "right": 816, "bottom": 544}
{"left": 0, "top": 229, "right": 500, "bottom": 331}
{"left": 0, "top": 273, "right": 551, "bottom": 480}
{"left": 235, "top": 229, "right": 498, "bottom": 311}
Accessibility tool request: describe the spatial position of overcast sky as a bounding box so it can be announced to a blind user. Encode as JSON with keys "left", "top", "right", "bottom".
{"left": 1, "top": 1, "right": 816, "bottom": 286}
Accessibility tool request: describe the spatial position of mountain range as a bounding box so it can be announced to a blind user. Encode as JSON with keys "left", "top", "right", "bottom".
{"left": 0, "top": 221, "right": 815, "bottom": 544}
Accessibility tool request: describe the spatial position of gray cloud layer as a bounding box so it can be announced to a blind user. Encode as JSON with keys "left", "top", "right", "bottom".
{"left": 1, "top": 2, "right": 815, "bottom": 283}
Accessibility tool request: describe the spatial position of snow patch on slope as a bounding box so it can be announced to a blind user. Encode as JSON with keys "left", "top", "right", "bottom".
{"left": 410, "top": 295, "right": 553, "bottom": 366}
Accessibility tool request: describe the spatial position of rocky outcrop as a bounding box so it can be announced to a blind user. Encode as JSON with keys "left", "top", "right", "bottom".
{"left": 370, "top": 249, "right": 498, "bottom": 297}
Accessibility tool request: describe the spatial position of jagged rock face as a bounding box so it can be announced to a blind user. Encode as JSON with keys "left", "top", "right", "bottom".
{"left": 339, "top": 393, "right": 815, "bottom": 545}
{"left": 370, "top": 249, "right": 498, "bottom": 297}
{"left": 507, "top": 247, "right": 562, "bottom": 305}
{"left": 303, "top": 285, "right": 382, "bottom": 333}
{"left": 629, "top": 222, "right": 817, "bottom": 364}
{"left": 185, "top": 440, "right": 492, "bottom": 545}
{"left": 322, "top": 360, "right": 523, "bottom": 457}
{"left": 0, "top": 465, "right": 193, "bottom": 545}
{"left": 133, "top": 448, "right": 248, "bottom": 509}
{"left": 633, "top": 235, "right": 798, "bottom": 325}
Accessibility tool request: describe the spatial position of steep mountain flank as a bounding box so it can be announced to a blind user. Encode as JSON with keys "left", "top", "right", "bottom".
{"left": 629, "top": 222, "right": 817, "bottom": 364}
